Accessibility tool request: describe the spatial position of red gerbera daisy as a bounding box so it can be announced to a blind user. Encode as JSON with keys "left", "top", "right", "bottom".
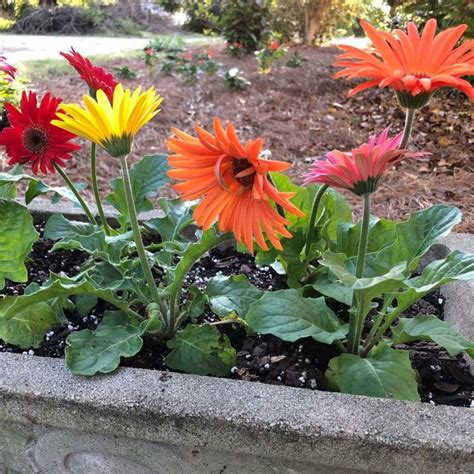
{"left": 0, "top": 91, "right": 80, "bottom": 175}
{"left": 60, "top": 47, "right": 119, "bottom": 102}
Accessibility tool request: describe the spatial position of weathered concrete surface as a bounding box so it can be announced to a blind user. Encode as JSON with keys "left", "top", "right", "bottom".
{"left": 0, "top": 352, "right": 473, "bottom": 474}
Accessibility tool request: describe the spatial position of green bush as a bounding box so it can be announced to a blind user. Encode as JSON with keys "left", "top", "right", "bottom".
{"left": 221, "top": 0, "right": 272, "bottom": 51}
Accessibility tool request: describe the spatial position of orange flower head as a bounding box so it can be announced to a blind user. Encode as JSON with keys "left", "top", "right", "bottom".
{"left": 333, "top": 19, "right": 474, "bottom": 108}
{"left": 166, "top": 118, "right": 304, "bottom": 253}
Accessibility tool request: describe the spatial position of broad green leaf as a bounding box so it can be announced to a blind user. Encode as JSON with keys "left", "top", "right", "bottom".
{"left": 394, "top": 251, "right": 474, "bottom": 309}
{"left": 320, "top": 251, "right": 407, "bottom": 292}
{"left": 65, "top": 311, "right": 145, "bottom": 375}
{"left": 0, "top": 169, "right": 87, "bottom": 205}
{"left": 165, "top": 324, "right": 236, "bottom": 376}
{"left": 311, "top": 272, "right": 353, "bottom": 306}
{"left": 374, "top": 205, "right": 461, "bottom": 271}
{"left": 0, "top": 275, "right": 128, "bottom": 342}
{"left": 144, "top": 197, "right": 193, "bottom": 243}
{"left": 391, "top": 314, "right": 474, "bottom": 358}
{"left": 44, "top": 213, "right": 95, "bottom": 240}
{"left": 0, "top": 302, "right": 56, "bottom": 349}
{"left": 106, "top": 155, "right": 169, "bottom": 228}
{"left": 246, "top": 289, "right": 348, "bottom": 344}
{"left": 333, "top": 217, "right": 397, "bottom": 258}
{"left": 0, "top": 164, "right": 22, "bottom": 198}
{"left": 205, "top": 274, "right": 263, "bottom": 317}
{"left": 0, "top": 199, "right": 38, "bottom": 289}
{"left": 326, "top": 343, "right": 419, "bottom": 401}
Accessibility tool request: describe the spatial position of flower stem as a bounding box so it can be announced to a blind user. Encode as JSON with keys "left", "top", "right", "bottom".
{"left": 399, "top": 108, "right": 416, "bottom": 149}
{"left": 303, "top": 184, "right": 328, "bottom": 265}
{"left": 119, "top": 155, "right": 161, "bottom": 305}
{"left": 346, "top": 193, "right": 371, "bottom": 354}
{"left": 54, "top": 163, "right": 97, "bottom": 225}
{"left": 90, "top": 142, "right": 112, "bottom": 236}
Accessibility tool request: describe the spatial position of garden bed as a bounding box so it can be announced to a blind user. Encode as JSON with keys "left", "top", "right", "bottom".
{"left": 16, "top": 44, "right": 474, "bottom": 232}
{"left": 1, "top": 220, "right": 472, "bottom": 408}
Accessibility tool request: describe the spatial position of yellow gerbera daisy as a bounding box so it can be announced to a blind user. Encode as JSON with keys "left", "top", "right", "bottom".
{"left": 52, "top": 84, "right": 163, "bottom": 157}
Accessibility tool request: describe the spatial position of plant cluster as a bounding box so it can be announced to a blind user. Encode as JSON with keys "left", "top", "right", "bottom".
{"left": 0, "top": 56, "right": 20, "bottom": 129}
{"left": 0, "top": 20, "right": 473, "bottom": 401}
{"left": 222, "top": 67, "right": 251, "bottom": 91}
{"left": 255, "top": 40, "right": 287, "bottom": 74}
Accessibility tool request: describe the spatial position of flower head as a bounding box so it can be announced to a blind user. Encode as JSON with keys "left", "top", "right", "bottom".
{"left": 52, "top": 84, "right": 163, "bottom": 158}
{"left": 0, "top": 91, "right": 80, "bottom": 175}
{"left": 270, "top": 40, "right": 279, "bottom": 51}
{"left": 333, "top": 19, "right": 474, "bottom": 107}
{"left": 60, "top": 47, "right": 119, "bottom": 102}
{"left": 0, "top": 56, "right": 16, "bottom": 82}
{"left": 166, "top": 118, "right": 304, "bottom": 253}
{"left": 304, "top": 128, "right": 428, "bottom": 196}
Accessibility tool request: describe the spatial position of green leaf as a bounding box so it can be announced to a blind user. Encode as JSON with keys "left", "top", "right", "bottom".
{"left": 65, "top": 311, "right": 145, "bottom": 375}
{"left": 0, "top": 164, "right": 22, "bottom": 198}
{"left": 394, "top": 251, "right": 474, "bottom": 309}
{"left": 0, "top": 302, "right": 56, "bottom": 349}
{"left": 44, "top": 213, "right": 95, "bottom": 240}
{"left": 144, "top": 197, "right": 193, "bottom": 243}
{"left": 165, "top": 324, "right": 236, "bottom": 376}
{"left": 205, "top": 274, "right": 263, "bottom": 317}
{"left": 391, "top": 314, "right": 474, "bottom": 358}
{"left": 0, "top": 199, "right": 38, "bottom": 289}
{"left": 374, "top": 205, "right": 461, "bottom": 271}
{"left": 0, "top": 275, "right": 126, "bottom": 348}
{"left": 106, "top": 155, "right": 169, "bottom": 228}
{"left": 326, "top": 343, "right": 420, "bottom": 401}
{"left": 0, "top": 170, "right": 86, "bottom": 205}
{"left": 311, "top": 272, "right": 353, "bottom": 306}
{"left": 246, "top": 289, "right": 348, "bottom": 344}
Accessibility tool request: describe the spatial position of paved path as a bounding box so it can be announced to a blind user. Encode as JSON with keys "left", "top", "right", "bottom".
{"left": 0, "top": 34, "right": 150, "bottom": 63}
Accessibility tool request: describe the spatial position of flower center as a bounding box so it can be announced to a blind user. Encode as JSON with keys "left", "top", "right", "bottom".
{"left": 22, "top": 127, "right": 49, "bottom": 154}
{"left": 232, "top": 158, "right": 255, "bottom": 189}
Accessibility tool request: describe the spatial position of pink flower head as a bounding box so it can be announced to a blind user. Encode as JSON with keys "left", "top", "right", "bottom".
{"left": 304, "top": 128, "right": 429, "bottom": 196}
{"left": 0, "top": 56, "right": 16, "bottom": 82}
{"left": 270, "top": 40, "right": 279, "bottom": 50}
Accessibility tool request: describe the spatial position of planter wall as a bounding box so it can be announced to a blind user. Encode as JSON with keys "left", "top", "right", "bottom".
{"left": 0, "top": 204, "right": 473, "bottom": 473}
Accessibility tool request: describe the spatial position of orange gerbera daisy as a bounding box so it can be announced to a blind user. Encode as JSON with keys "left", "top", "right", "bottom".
{"left": 334, "top": 19, "right": 474, "bottom": 108}
{"left": 166, "top": 118, "right": 304, "bottom": 253}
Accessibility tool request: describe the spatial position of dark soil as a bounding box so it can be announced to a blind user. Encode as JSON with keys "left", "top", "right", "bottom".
{"left": 1, "top": 227, "right": 473, "bottom": 407}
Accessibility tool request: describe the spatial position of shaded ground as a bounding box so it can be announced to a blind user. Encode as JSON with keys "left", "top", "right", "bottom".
{"left": 1, "top": 44, "right": 473, "bottom": 231}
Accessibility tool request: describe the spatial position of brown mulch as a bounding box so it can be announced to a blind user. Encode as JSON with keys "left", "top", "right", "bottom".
{"left": 2, "top": 45, "right": 473, "bottom": 231}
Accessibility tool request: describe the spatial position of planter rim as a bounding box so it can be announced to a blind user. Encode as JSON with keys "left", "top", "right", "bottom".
{"left": 0, "top": 202, "right": 472, "bottom": 472}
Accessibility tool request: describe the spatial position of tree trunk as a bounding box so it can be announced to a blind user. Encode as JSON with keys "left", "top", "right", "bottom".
{"left": 302, "top": 0, "right": 332, "bottom": 46}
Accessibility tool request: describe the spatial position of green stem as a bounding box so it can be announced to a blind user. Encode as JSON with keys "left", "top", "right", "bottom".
{"left": 54, "top": 163, "right": 97, "bottom": 225}
{"left": 119, "top": 155, "right": 161, "bottom": 305}
{"left": 90, "top": 142, "right": 112, "bottom": 236}
{"left": 167, "top": 233, "right": 231, "bottom": 336}
{"left": 303, "top": 184, "right": 328, "bottom": 265}
{"left": 347, "top": 193, "right": 371, "bottom": 354}
{"left": 399, "top": 108, "right": 415, "bottom": 149}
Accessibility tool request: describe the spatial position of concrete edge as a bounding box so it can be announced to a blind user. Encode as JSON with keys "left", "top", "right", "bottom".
{"left": 0, "top": 352, "right": 473, "bottom": 473}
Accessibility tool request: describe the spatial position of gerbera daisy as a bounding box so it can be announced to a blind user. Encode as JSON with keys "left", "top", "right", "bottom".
{"left": 52, "top": 84, "right": 163, "bottom": 158}
{"left": 304, "top": 128, "right": 428, "bottom": 196}
{"left": 333, "top": 19, "right": 474, "bottom": 108}
{"left": 0, "top": 91, "right": 80, "bottom": 175}
{"left": 166, "top": 117, "right": 304, "bottom": 253}
{"left": 0, "top": 56, "right": 16, "bottom": 81}
{"left": 60, "top": 48, "right": 119, "bottom": 101}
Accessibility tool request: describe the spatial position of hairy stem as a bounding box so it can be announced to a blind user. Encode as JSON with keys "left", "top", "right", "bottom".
{"left": 90, "top": 142, "right": 112, "bottom": 236}
{"left": 54, "top": 163, "right": 97, "bottom": 225}
{"left": 119, "top": 155, "right": 161, "bottom": 305}
{"left": 400, "top": 108, "right": 416, "bottom": 149}
{"left": 346, "top": 193, "right": 371, "bottom": 354}
{"left": 303, "top": 184, "right": 328, "bottom": 266}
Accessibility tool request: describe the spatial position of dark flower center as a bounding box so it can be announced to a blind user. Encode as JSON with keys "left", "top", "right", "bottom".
{"left": 232, "top": 158, "right": 255, "bottom": 189}
{"left": 22, "top": 127, "right": 49, "bottom": 154}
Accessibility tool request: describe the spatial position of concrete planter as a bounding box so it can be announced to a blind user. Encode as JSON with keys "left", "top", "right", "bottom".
{"left": 0, "top": 203, "right": 473, "bottom": 473}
